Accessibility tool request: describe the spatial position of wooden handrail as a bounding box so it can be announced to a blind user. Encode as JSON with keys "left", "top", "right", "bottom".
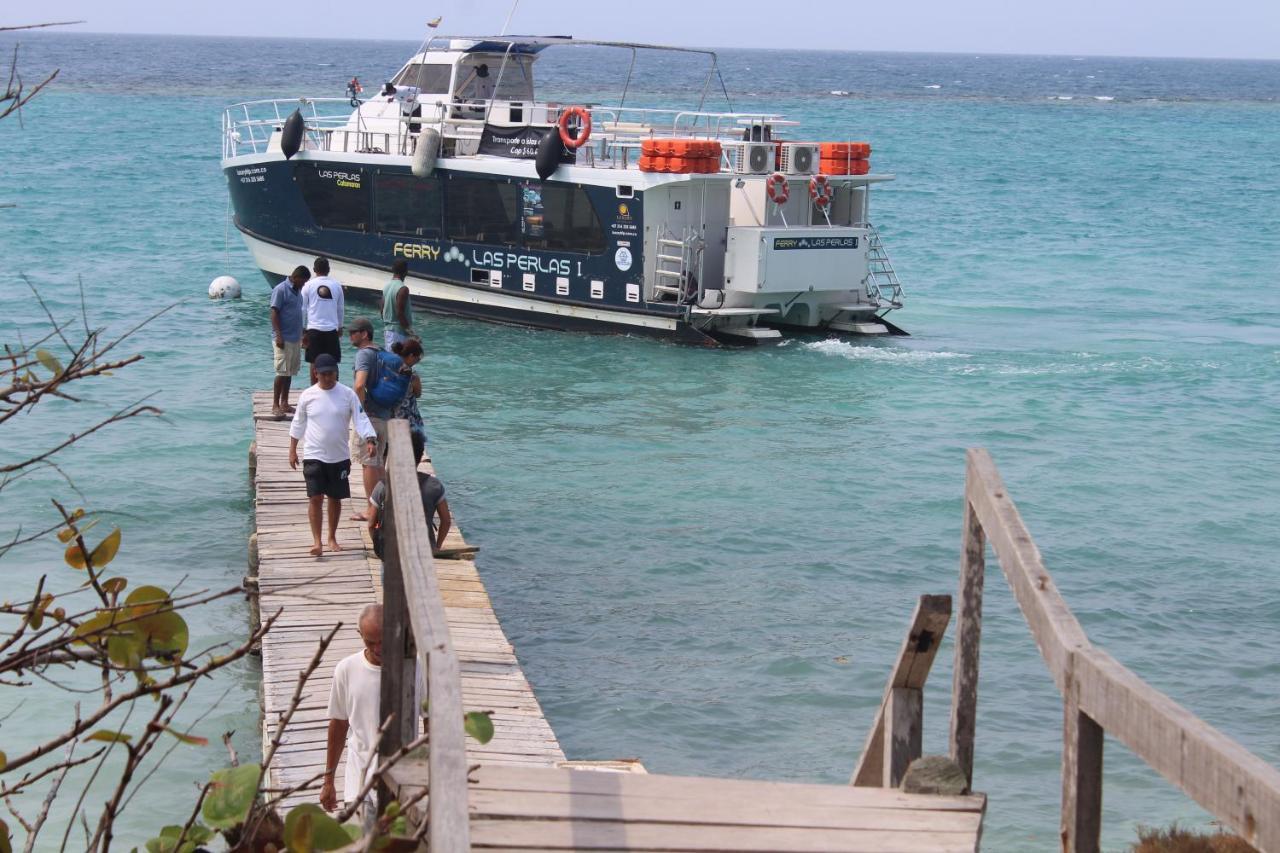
{"left": 380, "top": 419, "right": 470, "bottom": 848}
{"left": 952, "top": 448, "right": 1280, "bottom": 852}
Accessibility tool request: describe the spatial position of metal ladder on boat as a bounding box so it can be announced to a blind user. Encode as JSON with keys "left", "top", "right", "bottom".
{"left": 865, "top": 224, "right": 905, "bottom": 309}
{"left": 653, "top": 227, "right": 699, "bottom": 304}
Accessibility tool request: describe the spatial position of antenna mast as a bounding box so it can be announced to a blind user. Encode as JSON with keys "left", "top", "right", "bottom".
{"left": 499, "top": 0, "right": 520, "bottom": 35}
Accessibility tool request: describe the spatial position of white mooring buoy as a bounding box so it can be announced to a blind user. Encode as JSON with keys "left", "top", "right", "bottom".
{"left": 208, "top": 275, "right": 241, "bottom": 299}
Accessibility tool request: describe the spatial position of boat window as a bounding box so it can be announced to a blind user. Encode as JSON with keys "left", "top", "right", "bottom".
{"left": 374, "top": 172, "right": 443, "bottom": 238}
{"left": 455, "top": 56, "right": 533, "bottom": 102}
{"left": 445, "top": 177, "right": 520, "bottom": 246}
{"left": 392, "top": 63, "right": 452, "bottom": 94}
{"left": 521, "top": 183, "right": 606, "bottom": 255}
{"left": 294, "top": 165, "right": 368, "bottom": 232}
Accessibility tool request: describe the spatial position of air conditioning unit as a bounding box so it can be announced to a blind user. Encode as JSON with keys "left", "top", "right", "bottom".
{"left": 724, "top": 141, "right": 774, "bottom": 175}
{"left": 778, "top": 143, "right": 819, "bottom": 175}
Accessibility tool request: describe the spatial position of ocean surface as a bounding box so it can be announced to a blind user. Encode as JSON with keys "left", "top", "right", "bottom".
{"left": 1, "top": 31, "right": 1278, "bottom": 850}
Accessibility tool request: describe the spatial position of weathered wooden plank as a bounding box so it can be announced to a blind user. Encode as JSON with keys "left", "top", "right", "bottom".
{"left": 1075, "top": 646, "right": 1280, "bottom": 851}
{"left": 885, "top": 687, "right": 923, "bottom": 789}
{"left": 949, "top": 491, "right": 985, "bottom": 789}
{"left": 389, "top": 762, "right": 986, "bottom": 814}
{"left": 851, "top": 595, "right": 951, "bottom": 787}
{"left": 382, "top": 419, "right": 470, "bottom": 848}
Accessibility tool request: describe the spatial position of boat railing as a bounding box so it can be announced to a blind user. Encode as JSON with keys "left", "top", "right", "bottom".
{"left": 224, "top": 98, "right": 795, "bottom": 168}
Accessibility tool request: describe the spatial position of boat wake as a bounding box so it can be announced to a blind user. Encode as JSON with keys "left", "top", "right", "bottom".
{"left": 802, "top": 340, "right": 970, "bottom": 362}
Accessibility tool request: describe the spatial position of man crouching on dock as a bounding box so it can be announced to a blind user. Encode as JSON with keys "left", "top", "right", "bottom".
{"left": 289, "top": 353, "right": 377, "bottom": 557}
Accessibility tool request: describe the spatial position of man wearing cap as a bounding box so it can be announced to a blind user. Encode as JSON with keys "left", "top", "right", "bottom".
{"left": 289, "top": 353, "right": 377, "bottom": 557}
{"left": 347, "top": 316, "right": 394, "bottom": 521}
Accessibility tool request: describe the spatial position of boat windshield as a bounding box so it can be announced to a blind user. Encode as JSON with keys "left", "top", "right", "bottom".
{"left": 393, "top": 63, "right": 452, "bottom": 94}
{"left": 455, "top": 55, "right": 534, "bottom": 102}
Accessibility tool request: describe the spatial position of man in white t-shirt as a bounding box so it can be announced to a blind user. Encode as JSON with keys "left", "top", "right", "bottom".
{"left": 288, "top": 353, "right": 376, "bottom": 557}
{"left": 301, "top": 256, "right": 346, "bottom": 384}
{"left": 320, "top": 603, "right": 382, "bottom": 816}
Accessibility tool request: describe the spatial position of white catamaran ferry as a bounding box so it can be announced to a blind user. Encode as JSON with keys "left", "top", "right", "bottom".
{"left": 221, "top": 35, "right": 907, "bottom": 345}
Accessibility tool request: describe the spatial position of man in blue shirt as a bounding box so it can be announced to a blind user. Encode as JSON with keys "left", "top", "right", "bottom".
{"left": 347, "top": 316, "right": 395, "bottom": 520}
{"left": 270, "top": 265, "right": 309, "bottom": 419}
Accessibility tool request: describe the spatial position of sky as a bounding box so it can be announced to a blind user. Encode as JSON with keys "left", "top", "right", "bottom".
{"left": 9, "top": 0, "right": 1280, "bottom": 60}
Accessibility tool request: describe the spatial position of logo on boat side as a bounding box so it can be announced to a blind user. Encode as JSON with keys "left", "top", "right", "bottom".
{"left": 772, "top": 236, "right": 858, "bottom": 251}
{"left": 393, "top": 242, "right": 441, "bottom": 261}
{"left": 614, "top": 247, "right": 633, "bottom": 272}
{"left": 470, "top": 249, "right": 571, "bottom": 277}
{"left": 617, "top": 203, "right": 631, "bottom": 219}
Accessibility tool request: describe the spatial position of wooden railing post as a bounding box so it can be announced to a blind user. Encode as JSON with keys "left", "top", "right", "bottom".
{"left": 948, "top": 460, "right": 986, "bottom": 789}
{"left": 377, "top": 460, "right": 419, "bottom": 811}
{"left": 1062, "top": 655, "right": 1104, "bottom": 853}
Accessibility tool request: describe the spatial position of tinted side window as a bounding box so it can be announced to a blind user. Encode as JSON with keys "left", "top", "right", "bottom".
{"left": 295, "top": 166, "right": 368, "bottom": 232}
{"left": 445, "top": 177, "right": 520, "bottom": 246}
{"left": 392, "top": 63, "right": 452, "bottom": 93}
{"left": 524, "top": 183, "right": 605, "bottom": 254}
{"left": 374, "top": 173, "right": 443, "bottom": 238}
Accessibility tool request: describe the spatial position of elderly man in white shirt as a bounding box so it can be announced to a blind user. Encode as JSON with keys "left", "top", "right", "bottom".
{"left": 300, "top": 256, "right": 346, "bottom": 384}
{"left": 320, "top": 603, "right": 383, "bottom": 818}
{"left": 288, "top": 353, "right": 375, "bottom": 557}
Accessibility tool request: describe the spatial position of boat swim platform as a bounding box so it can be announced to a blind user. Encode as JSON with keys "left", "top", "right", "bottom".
{"left": 248, "top": 389, "right": 987, "bottom": 849}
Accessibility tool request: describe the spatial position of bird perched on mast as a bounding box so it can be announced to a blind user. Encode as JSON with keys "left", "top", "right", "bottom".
{"left": 427, "top": 16, "right": 443, "bottom": 28}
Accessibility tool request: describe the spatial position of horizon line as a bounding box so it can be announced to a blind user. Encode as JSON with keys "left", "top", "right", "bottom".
{"left": 8, "top": 26, "right": 1280, "bottom": 65}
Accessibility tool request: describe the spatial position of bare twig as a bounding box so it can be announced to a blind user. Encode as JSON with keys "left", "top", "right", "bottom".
{"left": 336, "top": 727, "right": 430, "bottom": 825}
{"left": 2, "top": 611, "right": 278, "bottom": 775}
{"left": 0, "top": 744, "right": 104, "bottom": 798}
{"left": 22, "top": 740, "right": 76, "bottom": 853}
{"left": 0, "top": 22, "right": 84, "bottom": 33}
{"left": 223, "top": 731, "right": 239, "bottom": 767}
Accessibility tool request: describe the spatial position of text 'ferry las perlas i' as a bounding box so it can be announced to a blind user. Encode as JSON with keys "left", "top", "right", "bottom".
{"left": 221, "top": 35, "right": 907, "bottom": 345}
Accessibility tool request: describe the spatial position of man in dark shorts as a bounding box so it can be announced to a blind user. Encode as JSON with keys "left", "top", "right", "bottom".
{"left": 289, "top": 354, "right": 377, "bottom": 557}
{"left": 301, "top": 257, "right": 346, "bottom": 384}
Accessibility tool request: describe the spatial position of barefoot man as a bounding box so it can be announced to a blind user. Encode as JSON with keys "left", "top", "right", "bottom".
{"left": 288, "top": 353, "right": 377, "bottom": 557}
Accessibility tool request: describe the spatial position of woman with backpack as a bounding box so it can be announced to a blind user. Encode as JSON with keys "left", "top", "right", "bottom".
{"left": 390, "top": 337, "right": 428, "bottom": 447}
{"left": 347, "top": 317, "right": 412, "bottom": 520}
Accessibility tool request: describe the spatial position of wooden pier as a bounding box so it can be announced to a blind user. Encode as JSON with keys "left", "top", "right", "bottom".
{"left": 249, "top": 389, "right": 1280, "bottom": 851}
{"left": 248, "top": 391, "right": 565, "bottom": 814}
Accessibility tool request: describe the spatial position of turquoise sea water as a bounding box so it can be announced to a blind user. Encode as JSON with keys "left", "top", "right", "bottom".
{"left": 2, "top": 32, "right": 1279, "bottom": 850}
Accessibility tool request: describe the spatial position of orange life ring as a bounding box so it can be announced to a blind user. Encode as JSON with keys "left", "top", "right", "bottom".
{"left": 558, "top": 106, "right": 592, "bottom": 149}
{"left": 766, "top": 172, "right": 789, "bottom": 205}
{"left": 809, "top": 174, "right": 832, "bottom": 207}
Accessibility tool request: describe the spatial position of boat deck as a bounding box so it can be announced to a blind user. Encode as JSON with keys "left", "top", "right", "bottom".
{"left": 249, "top": 390, "right": 564, "bottom": 812}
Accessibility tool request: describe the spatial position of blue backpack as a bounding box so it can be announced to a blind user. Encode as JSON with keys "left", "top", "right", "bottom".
{"left": 366, "top": 349, "right": 410, "bottom": 410}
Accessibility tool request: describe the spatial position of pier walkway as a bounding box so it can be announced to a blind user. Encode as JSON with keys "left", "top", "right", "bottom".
{"left": 248, "top": 390, "right": 989, "bottom": 850}
{"left": 248, "top": 391, "right": 564, "bottom": 813}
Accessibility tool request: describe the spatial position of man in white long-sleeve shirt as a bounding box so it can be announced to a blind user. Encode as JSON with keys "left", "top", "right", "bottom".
{"left": 289, "top": 353, "right": 376, "bottom": 557}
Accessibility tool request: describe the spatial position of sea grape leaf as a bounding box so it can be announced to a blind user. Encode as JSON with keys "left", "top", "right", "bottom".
{"left": 35, "top": 348, "right": 63, "bottom": 375}
{"left": 73, "top": 609, "right": 128, "bottom": 646}
{"left": 464, "top": 710, "right": 494, "bottom": 745}
{"left": 159, "top": 725, "right": 208, "bottom": 746}
{"left": 103, "top": 577, "right": 128, "bottom": 596}
{"left": 144, "top": 822, "right": 214, "bottom": 853}
{"left": 106, "top": 633, "right": 143, "bottom": 669}
{"left": 64, "top": 541, "right": 90, "bottom": 570}
{"left": 284, "top": 804, "right": 350, "bottom": 851}
{"left": 86, "top": 730, "right": 133, "bottom": 743}
{"left": 1, "top": 816, "right": 11, "bottom": 853}
{"left": 125, "top": 585, "right": 171, "bottom": 612}
{"left": 0, "top": 750, "right": 7, "bottom": 771}
{"left": 57, "top": 518, "right": 97, "bottom": 543}
{"left": 201, "top": 763, "right": 260, "bottom": 829}
{"left": 90, "top": 528, "right": 122, "bottom": 568}
{"left": 138, "top": 610, "right": 189, "bottom": 659}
